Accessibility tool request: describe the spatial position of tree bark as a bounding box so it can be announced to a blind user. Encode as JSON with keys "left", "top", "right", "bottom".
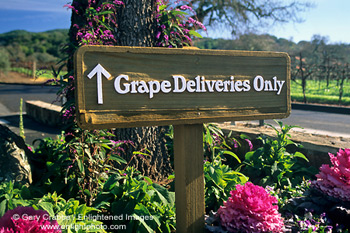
{"left": 114, "top": 0, "right": 173, "bottom": 181}
{"left": 116, "top": 0, "right": 155, "bottom": 47}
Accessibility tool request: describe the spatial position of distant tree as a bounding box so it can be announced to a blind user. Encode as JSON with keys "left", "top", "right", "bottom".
{"left": 293, "top": 52, "right": 315, "bottom": 103}
{"left": 337, "top": 63, "right": 349, "bottom": 104}
{"left": 0, "top": 48, "right": 10, "bottom": 75}
{"left": 311, "top": 36, "right": 338, "bottom": 87}
{"left": 191, "top": 0, "right": 313, "bottom": 35}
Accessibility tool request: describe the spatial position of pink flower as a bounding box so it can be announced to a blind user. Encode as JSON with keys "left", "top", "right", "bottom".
{"left": 312, "top": 148, "right": 350, "bottom": 201}
{"left": 113, "top": 0, "right": 124, "bottom": 6}
{"left": 217, "top": 182, "right": 284, "bottom": 233}
{"left": 245, "top": 139, "right": 253, "bottom": 151}
{"left": 156, "top": 31, "right": 162, "bottom": 39}
{"left": 0, "top": 207, "right": 61, "bottom": 233}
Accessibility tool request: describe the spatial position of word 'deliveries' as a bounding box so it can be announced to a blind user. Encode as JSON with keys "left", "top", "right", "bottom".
{"left": 114, "top": 75, "right": 285, "bottom": 99}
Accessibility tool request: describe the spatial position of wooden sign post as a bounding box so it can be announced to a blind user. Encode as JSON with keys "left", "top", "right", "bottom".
{"left": 75, "top": 45, "right": 291, "bottom": 233}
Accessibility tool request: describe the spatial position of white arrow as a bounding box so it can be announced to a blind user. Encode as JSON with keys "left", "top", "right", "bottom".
{"left": 87, "top": 64, "right": 111, "bottom": 104}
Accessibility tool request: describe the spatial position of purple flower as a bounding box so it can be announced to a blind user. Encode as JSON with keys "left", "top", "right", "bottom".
{"left": 0, "top": 207, "right": 61, "bottom": 233}
{"left": 218, "top": 182, "right": 284, "bottom": 232}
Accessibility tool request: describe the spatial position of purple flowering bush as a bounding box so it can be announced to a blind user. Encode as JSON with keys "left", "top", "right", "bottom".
{"left": 0, "top": 206, "right": 61, "bottom": 233}
{"left": 65, "top": 0, "right": 124, "bottom": 46}
{"left": 32, "top": 130, "right": 135, "bottom": 205}
{"left": 312, "top": 148, "right": 350, "bottom": 201}
{"left": 155, "top": 0, "right": 206, "bottom": 47}
{"left": 217, "top": 182, "right": 284, "bottom": 233}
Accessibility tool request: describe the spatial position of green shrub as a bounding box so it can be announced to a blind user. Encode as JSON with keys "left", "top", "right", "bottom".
{"left": 204, "top": 156, "right": 248, "bottom": 213}
{"left": 94, "top": 167, "right": 176, "bottom": 233}
{"left": 241, "top": 121, "right": 315, "bottom": 189}
{"left": 32, "top": 192, "right": 106, "bottom": 233}
{"left": 0, "top": 181, "right": 30, "bottom": 217}
{"left": 32, "top": 130, "right": 130, "bottom": 204}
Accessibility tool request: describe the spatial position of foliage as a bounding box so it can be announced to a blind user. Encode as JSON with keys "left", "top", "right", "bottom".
{"left": 0, "top": 182, "right": 30, "bottom": 217}
{"left": 311, "top": 148, "right": 350, "bottom": 201}
{"left": 0, "top": 47, "right": 10, "bottom": 74}
{"left": 204, "top": 155, "right": 248, "bottom": 213}
{"left": 32, "top": 130, "right": 132, "bottom": 205}
{"left": 203, "top": 123, "right": 242, "bottom": 163}
{"left": 266, "top": 179, "right": 313, "bottom": 216}
{"left": 94, "top": 167, "right": 176, "bottom": 233}
{"left": 191, "top": 0, "right": 312, "bottom": 35}
{"left": 288, "top": 211, "right": 333, "bottom": 233}
{"left": 217, "top": 182, "right": 284, "bottom": 233}
{"left": 0, "top": 29, "right": 68, "bottom": 63}
{"left": 242, "top": 120, "right": 314, "bottom": 189}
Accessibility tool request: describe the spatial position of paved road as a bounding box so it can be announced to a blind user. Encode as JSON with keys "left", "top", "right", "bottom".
{"left": 0, "top": 83, "right": 60, "bottom": 113}
{"left": 0, "top": 83, "right": 61, "bottom": 145}
{"left": 265, "top": 109, "right": 350, "bottom": 138}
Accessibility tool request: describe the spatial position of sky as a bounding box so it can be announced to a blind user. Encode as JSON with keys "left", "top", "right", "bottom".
{"left": 0, "top": 0, "right": 350, "bottom": 44}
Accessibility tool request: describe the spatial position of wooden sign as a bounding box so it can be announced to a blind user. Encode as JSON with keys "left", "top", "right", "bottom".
{"left": 74, "top": 45, "right": 290, "bottom": 129}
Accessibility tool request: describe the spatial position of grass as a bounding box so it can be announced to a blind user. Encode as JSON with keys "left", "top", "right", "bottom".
{"left": 291, "top": 79, "right": 350, "bottom": 106}
{"left": 10, "top": 67, "right": 67, "bottom": 79}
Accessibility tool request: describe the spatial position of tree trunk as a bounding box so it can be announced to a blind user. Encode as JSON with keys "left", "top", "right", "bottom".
{"left": 68, "top": 0, "right": 173, "bottom": 181}
{"left": 113, "top": 0, "right": 173, "bottom": 181}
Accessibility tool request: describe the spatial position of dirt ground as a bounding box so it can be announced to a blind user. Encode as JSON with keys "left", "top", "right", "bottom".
{"left": 0, "top": 71, "right": 48, "bottom": 85}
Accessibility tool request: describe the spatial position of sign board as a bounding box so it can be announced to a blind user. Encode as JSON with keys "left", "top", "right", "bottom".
{"left": 75, "top": 45, "right": 290, "bottom": 129}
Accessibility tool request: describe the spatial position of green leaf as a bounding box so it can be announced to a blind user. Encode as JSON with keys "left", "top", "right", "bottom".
{"left": 293, "top": 152, "right": 309, "bottom": 162}
{"left": 222, "top": 151, "right": 241, "bottom": 163}
{"left": 171, "top": 10, "right": 188, "bottom": 16}
{"left": 152, "top": 183, "right": 175, "bottom": 206}
{"left": 101, "top": 143, "right": 111, "bottom": 150}
{"left": 77, "top": 160, "right": 85, "bottom": 174}
{"left": 159, "top": 5, "right": 167, "bottom": 11}
{"left": 245, "top": 151, "right": 255, "bottom": 160}
{"left": 271, "top": 161, "right": 278, "bottom": 175}
{"left": 109, "top": 154, "right": 127, "bottom": 164}
{"left": 0, "top": 199, "right": 7, "bottom": 217}
{"left": 189, "top": 30, "right": 203, "bottom": 38}
{"left": 38, "top": 202, "right": 55, "bottom": 217}
{"left": 133, "top": 205, "right": 155, "bottom": 233}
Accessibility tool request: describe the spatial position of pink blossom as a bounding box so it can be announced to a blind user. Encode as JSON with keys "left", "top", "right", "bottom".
{"left": 245, "top": 139, "right": 253, "bottom": 151}
{"left": 217, "top": 182, "right": 284, "bottom": 233}
{"left": 164, "top": 34, "right": 169, "bottom": 42}
{"left": 312, "top": 148, "right": 350, "bottom": 201}
{"left": 113, "top": 0, "right": 124, "bottom": 6}
{"left": 0, "top": 207, "right": 61, "bottom": 233}
{"left": 156, "top": 31, "right": 161, "bottom": 39}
